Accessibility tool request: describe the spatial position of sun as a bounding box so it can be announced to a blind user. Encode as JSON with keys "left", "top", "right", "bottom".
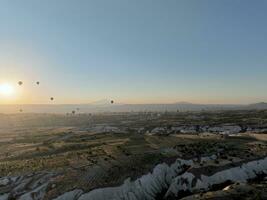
{"left": 0, "top": 83, "right": 15, "bottom": 97}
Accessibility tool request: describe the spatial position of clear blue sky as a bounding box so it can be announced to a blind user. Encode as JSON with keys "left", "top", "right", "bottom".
{"left": 0, "top": 0, "right": 266, "bottom": 104}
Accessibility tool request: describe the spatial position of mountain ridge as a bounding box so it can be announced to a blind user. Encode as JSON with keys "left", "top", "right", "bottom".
{"left": 0, "top": 102, "right": 266, "bottom": 113}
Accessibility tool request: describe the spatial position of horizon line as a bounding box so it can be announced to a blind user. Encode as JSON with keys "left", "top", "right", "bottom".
{"left": 0, "top": 102, "right": 265, "bottom": 106}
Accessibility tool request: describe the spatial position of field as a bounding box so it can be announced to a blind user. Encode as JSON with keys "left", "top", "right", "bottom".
{"left": 0, "top": 110, "right": 267, "bottom": 199}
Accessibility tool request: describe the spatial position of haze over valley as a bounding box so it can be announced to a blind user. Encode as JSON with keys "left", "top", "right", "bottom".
{"left": 1, "top": 1, "right": 267, "bottom": 200}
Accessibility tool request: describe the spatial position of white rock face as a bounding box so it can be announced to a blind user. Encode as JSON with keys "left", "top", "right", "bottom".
{"left": 137, "top": 127, "right": 145, "bottom": 134}
{"left": 171, "top": 127, "right": 184, "bottom": 132}
{"left": 0, "top": 178, "right": 10, "bottom": 186}
{"left": 91, "top": 125, "right": 126, "bottom": 133}
{"left": 0, "top": 194, "right": 8, "bottom": 200}
{"left": 165, "top": 157, "right": 267, "bottom": 199}
{"left": 200, "top": 155, "right": 217, "bottom": 163}
{"left": 180, "top": 126, "right": 197, "bottom": 134}
{"left": 77, "top": 156, "right": 219, "bottom": 200}
{"left": 253, "top": 128, "right": 267, "bottom": 133}
{"left": 78, "top": 160, "right": 191, "bottom": 200}
{"left": 18, "top": 183, "right": 48, "bottom": 200}
{"left": 208, "top": 125, "right": 241, "bottom": 134}
{"left": 150, "top": 127, "right": 167, "bottom": 135}
{"left": 52, "top": 189, "right": 83, "bottom": 200}
{"left": 0, "top": 172, "right": 56, "bottom": 200}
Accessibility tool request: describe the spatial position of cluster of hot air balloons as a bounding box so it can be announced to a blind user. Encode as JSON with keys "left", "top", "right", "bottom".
{"left": 18, "top": 81, "right": 54, "bottom": 102}
{"left": 17, "top": 80, "right": 115, "bottom": 113}
{"left": 18, "top": 81, "right": 40, "bottom": 86}
{"left": 17, "top": 80, "right": 55, "bottom": 113}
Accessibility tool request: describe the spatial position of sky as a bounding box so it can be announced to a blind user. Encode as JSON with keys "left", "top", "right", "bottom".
{"left": 0, "top": 0, "right": 266, "bottom": 104}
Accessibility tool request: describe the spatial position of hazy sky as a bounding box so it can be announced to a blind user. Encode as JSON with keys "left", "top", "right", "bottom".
{"left": 0, "top": 0, "right": 267, "bottom": 104}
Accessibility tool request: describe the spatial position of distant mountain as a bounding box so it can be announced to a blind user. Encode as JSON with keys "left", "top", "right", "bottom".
{"left": 90, "top": 99, "right": 122, "bottom": 106}
{"left": 247, "top": 102, "right": 267, "bottom": 110}
{"left": 0, "top": 102, "right": 266, "bottom": 114}
{"left": 173, "top": 101, "right": 193, "bottom": 105}
{"left": 113, "top": 102, "right": 240, "bottom": 112}
{"left": 90, "top": 99, "right": 112, "bottom": 106}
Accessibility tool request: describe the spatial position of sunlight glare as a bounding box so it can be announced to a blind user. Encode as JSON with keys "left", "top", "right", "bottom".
{"left": 0, "top": 83, "right": 15, "bottom": 97}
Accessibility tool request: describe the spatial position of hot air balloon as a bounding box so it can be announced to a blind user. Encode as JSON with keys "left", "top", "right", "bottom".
{"left": 19, "top": 109, "right": 23, "bottom": 113}
{"left": 18, "top": 81, "right": 23, "bottom": 86}
{"left": 111, "top": 100, "right": 114, "bottom": 104}
{"left": 36, "top": 81, "right": 40, "bottom": 85}
{"left": 72, "top": 110, "right": 76, "bottom": 115}
{"left": 50, "top": 97, "right": 54, "bottom": 101}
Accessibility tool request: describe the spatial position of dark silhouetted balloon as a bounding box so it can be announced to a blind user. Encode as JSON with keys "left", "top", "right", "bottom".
{"left": 72, "top": 110, "right": 76, "bottom": 114}
{"left": 50, "top": 97, "right": 54, "bottom": 101}
{"left": 36, "top": 81, "right": 40, "bottom": 85}
{"left": 18, "top": 81, "right": 23, "bottom": 86}
{"left": 111, "top": 100, "right": 114, "bottom": 104}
